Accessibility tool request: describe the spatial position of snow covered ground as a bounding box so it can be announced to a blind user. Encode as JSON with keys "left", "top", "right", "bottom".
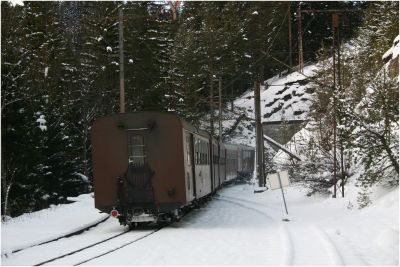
{"left": 2, "top": 181, "right": 398, "bottom": 266}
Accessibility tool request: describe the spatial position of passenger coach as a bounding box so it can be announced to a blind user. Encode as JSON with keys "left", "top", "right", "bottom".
{"left": 92, "top": 112, "right": 255, "bottom": 228}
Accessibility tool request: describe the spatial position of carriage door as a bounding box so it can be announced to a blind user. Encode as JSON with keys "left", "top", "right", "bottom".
{"left": 184, "top": 131, "right": 196, "bottom": 201}
{"left": 126, "top": 131, "right": 154, "bottom": 204}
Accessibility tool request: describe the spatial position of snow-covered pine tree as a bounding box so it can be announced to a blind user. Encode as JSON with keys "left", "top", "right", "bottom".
{"left": 345, "top": 1, "right": 399, "bottom": 188}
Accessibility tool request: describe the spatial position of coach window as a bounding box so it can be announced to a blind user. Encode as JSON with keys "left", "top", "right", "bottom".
{"left": 200, "top": 140, "right": 202, "bottom": 165}
{"left": 128, "top": 134, "right": 145, "bottom": 165}
{"left": 203, "top": 142, "right": 205, "bottom": 165}
{"left": 202, "top": 141, "right": 205, "bottom": 165}
{"left": 195, "top": 139, "right": 199, "bottom": 165}
{"left": 206, "top": 142, "right": 209, "bottom": 165}
{"left": 186, "top": 134, "right": 191, "bottom": 166}
{"left": 201, "top": 141, "right": 205, "bottom": 165}
{"left": 198, "top": 140, "right": 201, "bottom": 165}
{"left": 206, "top": 142, "right": 209, "bottom": 164}
{"left": 198, "top": 139, "right": 202, "bottom": 165}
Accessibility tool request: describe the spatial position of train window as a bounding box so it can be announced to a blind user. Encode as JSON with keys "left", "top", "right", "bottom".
{"left": 198, "top": 139, "right": 202, "bottom": 165}
{"left": 186, "top": 134, "right": 191, "bottom": 166}
{"left": 204, "top": 141, "right": 206, "bottom": 165}
{"left": 195, "top": 139, "right": 199, "bottom": 165}
{"left": 207, "top": 142, "right": 209, "bottom": 165}
{"left": 199, "top": 140, "right": 202, "bottom": 165}
{"left": 200, "top": 140, "right": 203, "bottom": 165}
{"left": 128, "top": 134, "right": 145, "bottom": 165}
{"left": 203, "top": 141, "right": 206, "bottom": 165}
{"left": 203, "top": 142, "right": 206, "bottom": 165}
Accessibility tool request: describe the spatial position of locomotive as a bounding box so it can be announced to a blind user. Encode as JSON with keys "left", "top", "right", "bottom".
{"left": 91, "top": 112, "right": 255, "bottom": 228}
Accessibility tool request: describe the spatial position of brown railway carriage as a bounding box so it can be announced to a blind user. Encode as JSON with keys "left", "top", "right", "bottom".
{"left": 92, "top": 112, "right": 254, "bottom": 228}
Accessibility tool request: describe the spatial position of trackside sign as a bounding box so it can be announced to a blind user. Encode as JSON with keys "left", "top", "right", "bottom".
{"left": 268, "top": 170, "right": 290, "bottom": 190}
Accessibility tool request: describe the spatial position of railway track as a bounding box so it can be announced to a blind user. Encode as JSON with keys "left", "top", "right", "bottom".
{"left": 33, "top": 228, "right": 131, "bottom": 266}
{"left": 3, "top": 194, "right": 201, "bottom": 266}
{"left": 216, "top": 194, "right": 346, "bottom": 265}
{"left": 2, "top": 215, "right": 110, "bottom": 257}
{"left": 214, "top": 196, "right": 294, "bottom": 266}
{"left": 73, "top": 227, "right": 162, "bottom": 266}
{"left": 34, "top": 226, "right": 162, "bottom": 266}
{"left": 2, "top": 217, "right": 164, "bottom": 266}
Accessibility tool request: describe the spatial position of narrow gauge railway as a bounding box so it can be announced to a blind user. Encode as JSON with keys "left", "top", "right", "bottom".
{"left": 92, "top": 111, "right": 255, "bottom": 228}
{"left": 215, "top": 192, "right": 347, "bottom": 266}
{"left": 5, "top": 212, "right": 179, "bottom": 266}
{"left": 33, "top": 227, "right": 161, "bottom": 266}
{"left": 1, "top": 215, "right": 109, "bottom": 256}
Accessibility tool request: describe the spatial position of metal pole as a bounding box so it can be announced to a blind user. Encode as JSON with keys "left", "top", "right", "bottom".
{"left": 297, "top": 6, "right": 303, "bottom": 72}
{"left": 332, "top": 14, "right": 338, "bottom": 198}
{"left": 288, "top": 1, "right": 292, "bottom": 70}
{"left": 254, "top": 80, "right": 265, "bottom": 187}
{"left": 219, "top": 77, "right": 222, "bottom": 143}
{"left": 210, "top": 74, "right": 214, "bottom": 137}
{"left": 277, "top": 172, "right": 289, "bottom": 215}
{"left": 118, "top": 6, "right": 125, "bottom": 113}
{"left": 336, "top": 17, "right": 345, "bottom": 198}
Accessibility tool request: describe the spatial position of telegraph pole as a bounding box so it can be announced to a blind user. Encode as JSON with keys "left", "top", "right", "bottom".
{"left": 296, "top": 8, "right": 359, "bottom": 74}
{"left": 210, "top": 73, "right": 215, "bottom": 137}
{"left": 218, "top": 77, "right": 223, "bottom": 143}
{"left": 288, "top": 1, "right": 292, "bottom": 70}
{"left": 254, "top": 79, "right": 265, "bottom": 187}
{"left": 335, "top": 15, "right": 345, "bottom": 198}
{"left": 118, "top": 6, "right": 125, "bottom": 113}
{"left": 294, "top": 8, "right": 360, "bottom": 197}
{"left": 332, "top": 13, "right": 339, "bottom": 198}
{"left": 297, "top": 6, "right": 303, "bottom": 72}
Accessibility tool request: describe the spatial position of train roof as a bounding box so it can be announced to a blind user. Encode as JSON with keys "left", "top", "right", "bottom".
{"left": 93, "top": 111, "right": 210, "bottom": 138}
{"left": 93, "top": 112, "right": 255, "bottom": 149}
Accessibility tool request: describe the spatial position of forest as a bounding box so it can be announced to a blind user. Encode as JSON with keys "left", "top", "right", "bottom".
{"left": 1, "top": 1, "right": 398, "bottom": 218}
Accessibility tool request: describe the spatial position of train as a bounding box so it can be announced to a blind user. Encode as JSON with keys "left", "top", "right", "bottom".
{"left": 91, "top": 112, "right": 255, "bottom": 228}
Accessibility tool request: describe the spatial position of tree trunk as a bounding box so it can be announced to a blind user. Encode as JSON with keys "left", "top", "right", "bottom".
{"left": 379, "top": 134, "right": 399, "bottom": 174}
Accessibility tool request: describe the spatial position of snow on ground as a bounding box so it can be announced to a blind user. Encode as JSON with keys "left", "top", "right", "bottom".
{"left": 1, "top": 194, "right": 108, "bottom": 255}
{"left": 2, "top": 182, "right": 398, "bottom": 266}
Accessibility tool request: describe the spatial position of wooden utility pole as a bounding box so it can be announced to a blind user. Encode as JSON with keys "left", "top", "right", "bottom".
{"left": 254, "top": 80, "right": 265, "bottom": 187}
{"left": 296, "top": 8, "right": 359, "bottom": 74}
{"left": 288, "top": 1, "right": 292, "bottom": 70}
{"left": 295, "top": 8, "right": 360, "bottom": 197}
{"left": 332, "top": 13, "right": 339, "bottom": 198}
{"left": 336, "top": 15, "right": 345, "bottom": 198}
{"left": 118, "top": 6, "right": 125, "bottom": 113}
{"left": 218, "top": 77, "right": 223, "bottom": 143}
{"left": 297, "top": 6, "right": 303, "bottom": 72}
{"left": 210, "top": 74, "right": 214, "bottom": 137}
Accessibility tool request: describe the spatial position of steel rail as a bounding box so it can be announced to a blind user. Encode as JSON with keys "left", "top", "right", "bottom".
{"left": 2, "top": 215, "right": 110, "bottom": 256}
{"left": 73, "top": 227, "right": 163, "bottom": 266}
{"left": 33, "top": 228, "right": 132, "bottom": 266}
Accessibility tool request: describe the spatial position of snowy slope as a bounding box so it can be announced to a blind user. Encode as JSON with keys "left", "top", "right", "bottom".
{"left": 222, "top": 65, "right": 318, "bottom": 147}
{"left": 235, "top": 65, "right": 318, "bottom": 122}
